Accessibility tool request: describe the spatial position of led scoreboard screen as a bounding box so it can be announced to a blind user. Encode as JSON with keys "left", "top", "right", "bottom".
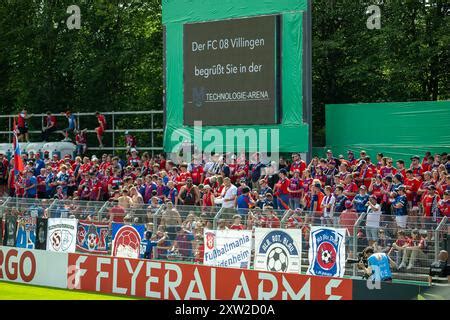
{"left": 183, "top": 15, "right": 281, "bottom": 126}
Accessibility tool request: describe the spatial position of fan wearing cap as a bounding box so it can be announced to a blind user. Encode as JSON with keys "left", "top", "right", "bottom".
{"left": 289, "top": 153, "right": 307, "bottom": 177}
{"left": 325, "top": 149, "right": 341, "bottom": 169}
{"left": 392, "top": 185, "right": 408, "bottom": 229}
{"left": 128, "top": 148, "right": 141, "bottom": 168}
{"left": 421, "top": 185, "right": 440, "bottom": 221}
{"left": 229, "top": 214, "right": 245, "bottom": 230}
{"left": 409, "top": 155, "right": 423, "bottom": 180}
{"left": 353, "top": 185, "right": 369, "bottom": 213}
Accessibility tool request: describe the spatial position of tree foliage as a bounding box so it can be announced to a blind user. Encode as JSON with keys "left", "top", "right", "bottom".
{"left": 312, "top": 0, "right": 449, "bottom": 145}
{"left": 0, "top": 0, "right": 448, "bottom": 148}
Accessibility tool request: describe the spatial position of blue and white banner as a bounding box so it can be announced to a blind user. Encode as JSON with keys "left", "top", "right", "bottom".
{"left": 76, "top": 220, "right": 110, "bottom": 254}
{"left": 15, "top": 216, "right": 36, "bottom": 249}
{"left": 203, "top": 230, "right": 252, "bottom": 269}
{"left": 254, "top": 228, "right": 302, "bottom": 273}
{"left": 46, "top": 218, "right": 78, "bottom": 253}
{"left": 111, "top": 223, "right": 146, "bottom": 259}
{"left": 307, "top": 226, "right": 346, "bottom": 278}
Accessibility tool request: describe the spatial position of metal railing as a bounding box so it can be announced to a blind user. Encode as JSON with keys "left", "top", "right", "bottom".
{"left": 0, "top": 111, "right": 164, "bottom": 155}
{"left": 1, "top": 196, "right": 448, "bottom": 283}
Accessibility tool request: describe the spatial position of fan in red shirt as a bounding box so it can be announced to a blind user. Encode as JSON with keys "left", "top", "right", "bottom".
{"left": 343, "top": 174, "right": 358, "bottom": 201}
{"left": 0, "top": 153, "right": 9, "bottom": 184}
{"left": 108, "top": 171, "right": 123, "bottom": 195}
{"left": 339, "top": 201, "right": 358, "bottom": 237}
{"left": 274, "top": 169, "right": 290, "bottom": 209}
{"left": 89, "top": 173, "right": 103, "bottom": 201}
{"left": 356, "top": 160, "right": 374, "bottom": 188}
{"left": 99, "top": 155, "right": 112, "bottom": 174}
{"left": 233, "top": 160, "right": 249, "bottom": 184}
{"left": 260, "top": 207, "right": 281, "bottom": 228}
{"left": 285, "top": 209, "right": 304, "bottom": 229}
{"left": 190, "top": 161, "right": 204, "bottom": 185}
{"left": 417, "top": 171, "right": 434, "bottom": 201}
{"left": 421, "top": 185, "right": 440, "bottom": 219}
{"left": 229, "top": 215, "right": 245, "bottom": 230}
{"left": 379, "top": 158, "right": 397, "bottom": 178}
{"left": 125, "top": 131, "right": 137, "bottom": 152}
{"left": 404, "top": 169, "right": 421, "bottom": 205}
{"left": 75, "top": 129, "right": 88, "bottom": 156}
{"left": 176, "top": 163, "right": 191, "bottom": 190}
{"left": 409, "top": 155, "right": 423, "bottom": 180}
{"left": 289, "top": 153, "right": 307, "bottom": 177}
{"left": 347, "top": 150, "right": 358, "bottom": 169}
{"left": 438, "top": 190, "right": 450, "bottom": 219}
{"left": 366, "top": 176, "right": 380, "bottom": 201}
{"left": 128, "top": 149, "right": 141, "bottom": 168}
{"left": 95, "top": 111, "right": 107, "bottom": 148}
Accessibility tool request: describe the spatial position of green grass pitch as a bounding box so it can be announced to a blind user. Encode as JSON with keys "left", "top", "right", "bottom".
{"left": 0, "top": 281, "right": 139, "bottom": 300}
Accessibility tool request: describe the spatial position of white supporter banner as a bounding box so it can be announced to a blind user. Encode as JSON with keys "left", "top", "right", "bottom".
{"left": 0, "top": 247, "right": 68, "bottom": 288}
{"left": 203, "top": 229, "right": 252, "bottom": 269}
{"left": 254, "top": 228, "right": 302, "bottom": 273}
{"left": 46, "top": 218, "right": 78, "bottom": 253}
{"left": 307, "top": 226, "right": 346, "bottom": 278}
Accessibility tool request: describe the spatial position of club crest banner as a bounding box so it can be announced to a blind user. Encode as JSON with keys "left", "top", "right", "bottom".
{"left": 111, "top": 223, "right": 145, "bottom": 259}
{"left": 203, "top": 229, "right": 252, "bottom": 269}
{"left": 46, "top": 218, "right": 78, "bottom": 253}
{"left": 76, "top": 220, "right": 110, "bottom": 254}
{"left": 307, "top": 226, "right": 346, "bottom": 278}
{"left": 15, "top": 216, "right": 36, "bottom": 249}
{"left": 254, "top": 228, "right": 302, "bottom": 273}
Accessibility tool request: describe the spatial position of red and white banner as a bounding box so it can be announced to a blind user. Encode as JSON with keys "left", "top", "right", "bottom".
{"left": 67, "top": 253, "right": 352, "bottom": 300}
{"left": 0, "top": 247, "right": 68, "bottom": 288}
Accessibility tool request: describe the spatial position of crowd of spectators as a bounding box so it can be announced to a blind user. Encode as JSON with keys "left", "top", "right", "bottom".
{"left": 1, "top": 147, "right": 449, "bottom": 267}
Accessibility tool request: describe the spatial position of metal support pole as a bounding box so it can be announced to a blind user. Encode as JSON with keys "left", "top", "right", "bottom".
{"left": 151, "top": 113, "right": 154, "bottom": 158}
{"left": 8, "top": 117, "right": 11, "bottom": 144}
{"left": 353, "top": 212, "right": 367, "bottom": 277}
{"left": 213, "top": 207, "right": 224, "bottom": 230}
{"left": 112, "top": 112, "right": 115, "bottom": 156}
{"left": 434, "top": 216, "right": 448, "bottom": 262}
{"left": 98, "top": 201, "right": 110, "bottom": 222}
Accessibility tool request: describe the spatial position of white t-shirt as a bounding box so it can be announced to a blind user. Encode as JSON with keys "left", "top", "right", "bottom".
{"left": 366, "top": 203, "right": 382, "bottom": 228}
{"left": 321, "top": 194, "right": 335, "bottom": 217}
{"left": 221, "top": 184, "right": 237, "bottom": 209}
